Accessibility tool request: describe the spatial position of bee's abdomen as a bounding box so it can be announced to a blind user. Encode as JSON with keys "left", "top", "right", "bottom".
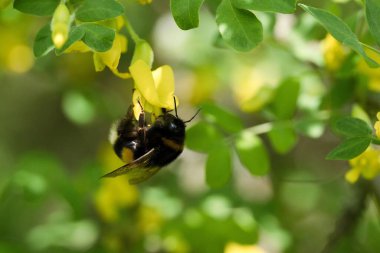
{"left": 161, "top": 137, "right": 184, "bottom": 151}
{"left": 114, "top": 138, "right": 144, "bottom": 163}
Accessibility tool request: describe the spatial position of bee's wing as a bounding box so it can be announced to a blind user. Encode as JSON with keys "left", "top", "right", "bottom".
{"left": 128, "top": 166, "right": 161, "bottom": 184}
{"left": 102, "top": 148, "right": 160, "bottom": 184}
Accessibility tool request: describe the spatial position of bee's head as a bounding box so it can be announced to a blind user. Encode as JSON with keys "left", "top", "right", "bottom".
{"left": 155, "top": 113, "right": 186, "bottom": 138}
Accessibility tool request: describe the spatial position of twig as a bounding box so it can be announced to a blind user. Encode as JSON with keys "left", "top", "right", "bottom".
{"left": 321, "top": 180, "right": 370, "bottom": 253}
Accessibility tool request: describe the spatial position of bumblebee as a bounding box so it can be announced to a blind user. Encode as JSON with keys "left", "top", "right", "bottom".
{"left": 103, "top": 100, "right": 198, "bottom": 184}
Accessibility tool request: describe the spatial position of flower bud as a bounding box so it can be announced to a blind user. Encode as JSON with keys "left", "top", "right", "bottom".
{"left": 131, "top": 40, "right": 154, "bottom": 67}
{"left": 51, "top": 3, "right": 71, "bottom": 49}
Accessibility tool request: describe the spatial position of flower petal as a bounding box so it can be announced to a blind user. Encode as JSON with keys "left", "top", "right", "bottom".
{"left": 152, "top": 65, "right": 176, "bottom": 109}
{"left": 130, "top": 60, "right": 161, "bottom": 106}
{"left": 345, "top": 167, "right": 361, "bottom": 183}
{"left": 64, "top": 40, "right": 91, "bottom": 53}
{"left": 94, "top": 34, "right": 127, "bottom": 71}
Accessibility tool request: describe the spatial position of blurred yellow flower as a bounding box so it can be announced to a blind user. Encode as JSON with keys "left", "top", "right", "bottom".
{"left": 129, "top": 59, "right": 178, "bottom": 119}
{"left": 6, "top": 44, "right": 34, "bottom": 73}
{"left": 137, "top": 206, "right": 163, "bottom": 234}
{"left": 375, "top": 112, "right": 380, "bottom": 138}
{"left": 321, "top": 34, "right": 347, "bottom": 71}
{"left": 357, "top": 49, "right": 380, "bottom": 92}
{"left": 346, "top": 146, "right": 380, "bottom": 183}
{"left": 224, "top": 242, "right": 266, "bottom": 253}
{"left": 138, "top": 0, "right": 153, "bottom": 4}
{"left": 94, "top": 144, "right": 138, "bottom": 222}
{"left": 233, "top": 67, "right": 275, "bottom": 112}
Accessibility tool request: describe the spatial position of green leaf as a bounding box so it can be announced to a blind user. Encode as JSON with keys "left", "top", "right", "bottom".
{"left": 13, "top": 0, "right": 60, "bottom": 16}
{"left": 201, "top": 102, "right": 244, "bottom": 133}
{"left": 185, "top": 121, "right": 224, "bottom": 153}
{"left": 334, "top": 117, "right": 373, "bottom": 137}
{"left": 295, "top": 115, "right": 325, "bottom": 138}
{"left": 326, "top": 136, "right": 371, "bottom": 160}
{"left": 235, "top": 131, "right": 270, "bottom": 175}
{"left": 216, "top": 0, "right": 263, "bottom": 52}
{"left": 328, "top": 78, "right": 355, "bottom": 109}
{"left": 272, "top": 78, "right": 300, "bottom": 119}
{"left": 268, "top": 123, "right": 297, "bottom": 154}
{"left": 76, "top": 0, "right": 124, "bottom": 22}
{"left": 33, "top": 24, "right": 54, "bottom": 57}
{"left": 366, "top": 0, "right": 380, "bottom": 45}
{"left": 170, "top": 0, "right": 204, "bottom": 30}
{"left": 206, "top": 141, "right": 231, "bottom": 188}
{"left": 299, "top": 4, "right": 379, "bottom": 67}
{"left": 78, "top": 23, "right": 115, "bottom": 52}
{"left": 232, "top": 0, "right": 297, "bottom": 14}
{"left": 352, "top": 104, "right": 372, "bottom": 127}
{"left": 55, "top": 26, "right": 86, "bottom": 55}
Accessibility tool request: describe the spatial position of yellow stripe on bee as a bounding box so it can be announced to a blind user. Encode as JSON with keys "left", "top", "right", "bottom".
{"left": 121, "top": 147, "right": 134, "bottom": 163}
{"left": 161, "top": 137, "right": 183, "bottom": 151}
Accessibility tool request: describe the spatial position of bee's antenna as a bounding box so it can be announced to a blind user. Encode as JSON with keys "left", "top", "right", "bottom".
{"left": 183, "top": 108, "right": 201, "bottom": 123}
{"left": 137, "top": 98, "right": 144, "bottom": 113}
{"left": 173, "top": 96, "right": 179, "bottom": 118}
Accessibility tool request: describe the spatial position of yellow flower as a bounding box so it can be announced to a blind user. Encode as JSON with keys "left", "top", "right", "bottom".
{"left": 137, "top": 206, "right": 163, "bottom": 234}
{"left": 357, "top": 49, "right": 380, "bottom": 92}
{"left": 93, "top": 144, "right": 138, "bottom": 222}
{"left": 233, "top": 67, "right": 275, "bottom": 112}
{"left": 7, "top": 44, "right": 34, "bottom": 73}
{"left": 321, "top": 34, "right": 347, "bottom": 71}
{"left": 64, "top": 16, "right": 129, "bottom": 76}
{"left": 93, "top": 33, "right": 127, "bottom": 72}
{"left": 345, "top": 146, "right": 380, "bottom": 183}
{"left": 129, "top": 59, "right": 178, "bottom": 119}
{"left": 224, "top": 242, "right": 266, "bottom": 253}
{"left": 375, "top": 112, "right": 380, "bottom": 138}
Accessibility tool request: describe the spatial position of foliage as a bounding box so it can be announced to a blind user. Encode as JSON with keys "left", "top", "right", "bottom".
{"left": 1, "top": 0, "right": 380, "bottom": 253}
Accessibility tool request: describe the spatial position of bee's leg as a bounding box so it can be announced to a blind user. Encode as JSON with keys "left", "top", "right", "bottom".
{"left": 137, "top": 99, "right": 147, "bottom": 146}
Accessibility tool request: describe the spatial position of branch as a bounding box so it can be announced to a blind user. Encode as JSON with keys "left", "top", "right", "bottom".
{"left": 321, "top": 180, "right": 370, "bottom": 253}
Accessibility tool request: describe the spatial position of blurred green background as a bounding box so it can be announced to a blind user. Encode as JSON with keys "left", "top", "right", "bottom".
{"left": 1, "top": 1, "right": 380, "bottom": 253}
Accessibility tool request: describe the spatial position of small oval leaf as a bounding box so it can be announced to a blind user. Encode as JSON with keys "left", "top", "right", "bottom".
{"left": 170, "top": 0, "right": 204, "bottom": 30}
{"left": 326, "top": 136, "right": 372, "bottom": 160}
{"left": 272, "top": 78, "right": 300, "bottom": 119}
{"left": 232, "top": 0, "right": 297, "bottom": 14}
{"left": 78, "top": 23, "right": 115, "bottom": 52}
{"left": 185, "top": 121, "right": 224, "bottom": 153}
{"left": 76, "top": 0, "right": 124, "bottom": 22}
{"left": 206, "top": 141, "right": 232, "bottom": 188}
{"left": 201, "top": 102, "right": 244, "bottom": 133}
{"left": 33, "top": 24, "right": 54, "bottom": 57}
{"left": 334, "top": 117, "right": 373, "bottom": 137}
{"left": 235, "top": 131, "right": 270, "bottom": 175}
{"left": 14, "top": 0, "right": 60, "bottom": 16}
{"left": 216, "top": 0, "right": 263, "bottom": 52}
{"left": 268, "top": 123, "right": 297, "bottom": 154}
{"left": 366, "top": 0, "right": 380, "bottom": 46}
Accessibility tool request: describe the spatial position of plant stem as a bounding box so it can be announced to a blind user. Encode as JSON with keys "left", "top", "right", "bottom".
{"left": 372, "top": 137, "right": 380, "bottom": 145}
{"left": 124, "top": 15, "right": 141, "bottom": 43}
{"left": 321, "top": 180, "right": 370, "bottom": 253}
